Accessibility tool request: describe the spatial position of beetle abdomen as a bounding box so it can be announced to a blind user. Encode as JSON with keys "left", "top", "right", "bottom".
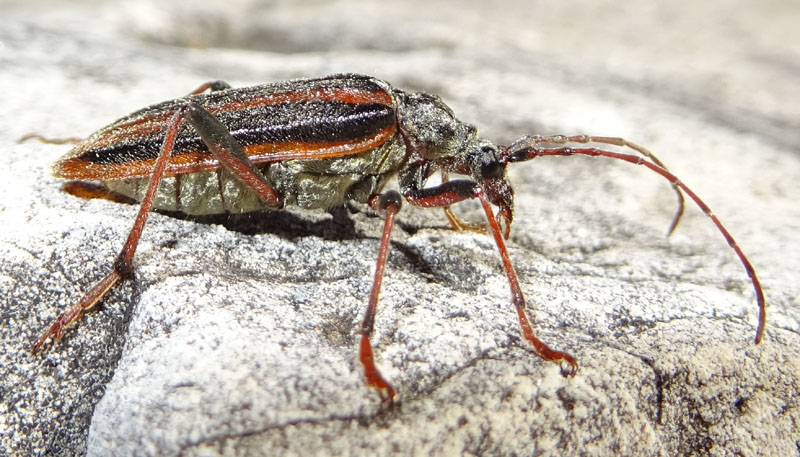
{"left": 103, "top": 131, "right": 408, "bottom": 215}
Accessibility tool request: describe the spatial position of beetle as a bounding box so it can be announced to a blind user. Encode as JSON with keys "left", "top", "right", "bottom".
{"left": 30, "top": 73, "right": 765, "bottom": 402}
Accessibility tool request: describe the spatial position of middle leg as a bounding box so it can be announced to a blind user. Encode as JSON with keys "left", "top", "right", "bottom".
{"left": 358, "top": 190, "right": 403, "bottom": 403}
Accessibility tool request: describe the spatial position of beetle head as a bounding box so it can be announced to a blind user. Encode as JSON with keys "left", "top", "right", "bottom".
{"left": 460, "top": 137, "right": 514, "bottom": 238}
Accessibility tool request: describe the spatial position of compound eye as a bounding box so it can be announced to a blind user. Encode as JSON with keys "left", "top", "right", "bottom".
{"left": 481, "top": 160, "right": 504, "bottom": 179}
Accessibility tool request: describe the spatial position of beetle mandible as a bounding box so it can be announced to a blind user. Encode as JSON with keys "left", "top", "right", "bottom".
{"left": 30, "top": 73, "right": 765, "bottom": 402}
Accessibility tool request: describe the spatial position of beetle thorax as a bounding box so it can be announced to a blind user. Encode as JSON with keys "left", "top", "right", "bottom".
{"left": 395, "top": 91, "right": 477, "bottom": 163}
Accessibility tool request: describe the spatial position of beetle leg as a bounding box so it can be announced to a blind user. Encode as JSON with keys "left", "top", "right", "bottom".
{"left": 439, "top": 171, "right": 487, "bottom": 234}
{"left": 31, "top": 107, "right": 190, "bottom": 353}
{"left": 474, "top": 188, "right": 578, "bottom": 375}
{"left": 402, "top": 179, "right": 477, "bottom": 208}
{"left": 402, "top": 179, "right": 578, "bottom": 376}
{"left": 359, "top": 191, "right": 403, "bottom": 404}
{"left": 33, "top": 102, "right": 284, "bottom": 353}
{"left": 189, "top": 80, "right": 232, "bottom": 95}
{"left": 181, "top": 103, "right": 283, "bottom": 208}
{"left": 443, "top": 207, "right": 487, "bottom": 233}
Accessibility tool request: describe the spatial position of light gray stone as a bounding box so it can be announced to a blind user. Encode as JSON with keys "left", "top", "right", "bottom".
{"left": 1, "top": 1, "right": 798, "bottom": 456}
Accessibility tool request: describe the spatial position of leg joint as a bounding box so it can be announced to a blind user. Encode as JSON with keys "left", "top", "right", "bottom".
{"left": 378, "top": 190, "right": 403, "bottom": 212}
{"left": 113, "top": 254, "right": 135, "bottom": 279}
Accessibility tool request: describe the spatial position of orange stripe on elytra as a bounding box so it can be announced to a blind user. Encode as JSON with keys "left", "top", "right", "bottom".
{"left": 80, "top": 113, "right": 173, "bottom": 151}
{"left": 79, "top": 88, "right": 393, "bottom": 152}
{"left": 211, "top": 87, "right": 394, "bottom": 113}
{"left": 54, "top": 125, "right": 397, "bottom": 180}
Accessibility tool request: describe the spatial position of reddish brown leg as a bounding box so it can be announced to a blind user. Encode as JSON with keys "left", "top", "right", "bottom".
{"left": 475, "top": 188, "right": 578, "bottom": 374}
{"left": 358, "top": 191, "right": 403, "bottom": 403}
{"left": 30, "top": 107, "right": 187, "bottom": 353}
{"left": 440, "top": 171, "right": 487, "bottom": 234}
{"left": 403, "top": 179, "right": 578, "bottom": 375}
{"left": 31, "top": 272, "right": 122, "bottom": 352}
{"left": 189, "top": 80, "right": 232, "bottom": 95}
{"left": 505, "top": 140, "right": 766, "bottom": 344}
{"left": 32, "top": 103, "right": 283, "bottom": 353}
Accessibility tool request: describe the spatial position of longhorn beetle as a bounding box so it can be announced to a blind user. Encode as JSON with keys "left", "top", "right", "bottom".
{"left": 30, "top": 73, "right": 765, "bottom": 402}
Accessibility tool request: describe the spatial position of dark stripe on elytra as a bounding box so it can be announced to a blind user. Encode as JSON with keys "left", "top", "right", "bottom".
{"left": 81, "top": 101, "right": 395, "bottom": 165}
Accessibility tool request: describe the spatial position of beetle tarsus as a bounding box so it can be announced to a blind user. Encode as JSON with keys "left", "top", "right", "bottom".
{"left": 31, "top": 270, "right": 122, "bottom": 353}
{"left": 359, "top": 334, "right": 397, "bottom": 404}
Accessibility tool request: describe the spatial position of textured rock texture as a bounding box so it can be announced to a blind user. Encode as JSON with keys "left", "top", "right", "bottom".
{"left": 1, "top": 1, "right": 798, "bottom": 456}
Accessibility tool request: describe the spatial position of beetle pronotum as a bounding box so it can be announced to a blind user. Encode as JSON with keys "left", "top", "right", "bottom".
{"left": 30, "top": 74, "right": 765, "bottom": 402}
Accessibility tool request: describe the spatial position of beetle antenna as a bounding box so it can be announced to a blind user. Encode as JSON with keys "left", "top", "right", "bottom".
{"left": 502, "top": 136, "right": 765, "bottom": 344}
{"left": 503, "top": 135, "right": 685, "bottom": 236}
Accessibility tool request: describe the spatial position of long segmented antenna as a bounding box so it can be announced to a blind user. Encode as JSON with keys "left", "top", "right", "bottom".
{"left": 508, "top": 135, "right": 686, "bottom": 236}
{"left": 502, "top": 135, "right": 765, "bottom": 344}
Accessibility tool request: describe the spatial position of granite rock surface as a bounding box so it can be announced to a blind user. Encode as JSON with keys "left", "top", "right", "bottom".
{"left": 1, "top": 1, "right": 798, "bottom": 456}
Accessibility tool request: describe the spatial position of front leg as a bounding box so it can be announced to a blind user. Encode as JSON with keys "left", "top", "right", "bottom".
{"left": 439, "top": 171, "right": 487, "bottom": 234}
{"left": 401, "top": 178, "right": 578, "bottom": 376}
{"left": 403, "top": 179, "right": 478, "bottom": 208}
